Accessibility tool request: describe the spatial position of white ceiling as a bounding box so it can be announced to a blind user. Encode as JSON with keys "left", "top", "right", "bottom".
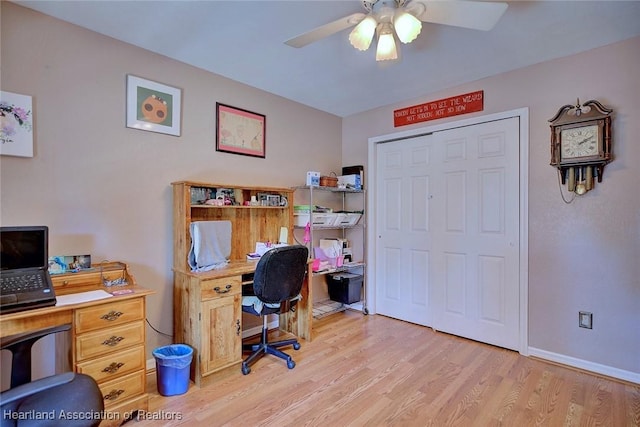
{"left": 14, "top": 0, "right": 640, "bottom": 117}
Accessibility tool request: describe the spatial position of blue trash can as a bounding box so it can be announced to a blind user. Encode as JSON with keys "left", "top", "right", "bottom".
{"left": 153, "top": 344, "right": 193, "bottom": 396}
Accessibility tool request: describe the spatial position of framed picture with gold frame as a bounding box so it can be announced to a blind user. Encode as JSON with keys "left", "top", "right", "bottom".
{"left": 216, "top": 103, "right": 266, "bottom": 158}
{"left": 126, "top": 75, "right": 182, "bottom": 136}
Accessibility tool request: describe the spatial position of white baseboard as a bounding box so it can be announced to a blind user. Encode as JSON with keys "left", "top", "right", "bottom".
{"left": 528, "top": 347, "right": 640, "bottom": 384}
{"left": 147, "top": 319, "right": 280, "bottom": 373}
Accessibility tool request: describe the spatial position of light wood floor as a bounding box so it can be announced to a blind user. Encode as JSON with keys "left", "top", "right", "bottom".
{"left": 134, "top": 310, "right": 640, "bottom": 426}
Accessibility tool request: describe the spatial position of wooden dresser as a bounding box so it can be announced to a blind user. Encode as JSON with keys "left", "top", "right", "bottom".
{"left": 50, "top": 262, "right": 153, "bottom": 424}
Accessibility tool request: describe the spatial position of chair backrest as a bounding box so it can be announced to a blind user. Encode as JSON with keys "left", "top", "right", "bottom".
{"left": 1, "top": 324, "right": 71, "bottom": 388}
{"left": 253, "top": 245, "right": 309, "bottom": 305}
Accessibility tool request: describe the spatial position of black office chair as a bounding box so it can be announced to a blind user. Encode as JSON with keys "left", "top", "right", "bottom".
{"left": 241, "top": 245, "right": 309, "bottom": 375}
{"left": 1, "top": 325, "right": 104, "bottom": 427}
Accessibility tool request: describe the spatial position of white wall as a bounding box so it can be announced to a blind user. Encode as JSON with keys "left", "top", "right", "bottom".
{"left": 0, "top": 3, "right": 342, "bottom": 375}
{"left": 342, "top": 36, "right": 640, "bottom": 379}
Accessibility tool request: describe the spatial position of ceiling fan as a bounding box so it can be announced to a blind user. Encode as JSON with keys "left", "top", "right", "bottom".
{"left": 285, "top": 0, "right": 508, "bottom": 61}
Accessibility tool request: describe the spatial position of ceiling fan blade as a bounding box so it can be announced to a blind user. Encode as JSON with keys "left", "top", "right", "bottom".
{"left": 411, "top": 0, "right": 508, "bottom": 31}
{"left": 285, "top": 13, "right": 366, "bottom": 48}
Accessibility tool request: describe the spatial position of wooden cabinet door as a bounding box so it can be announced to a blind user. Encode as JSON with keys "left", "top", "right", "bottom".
{"left": 200, "top": 294, "right": 242, "bottom": 375}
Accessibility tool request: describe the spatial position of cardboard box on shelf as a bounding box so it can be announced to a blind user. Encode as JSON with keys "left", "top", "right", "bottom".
{"left": 338, "top": 174, "right": 361, "bottom": 190}
{"left": 306, "top": 171, "right": 320, "bottom": 187}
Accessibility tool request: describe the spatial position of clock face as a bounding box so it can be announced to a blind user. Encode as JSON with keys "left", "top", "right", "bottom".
{"left": 561, "top": 124, "right": 599, "bottom": 160}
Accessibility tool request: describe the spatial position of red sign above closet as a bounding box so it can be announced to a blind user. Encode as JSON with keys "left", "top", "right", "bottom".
{"left": 394, "top": 90, "right": 484, "bottom": 127}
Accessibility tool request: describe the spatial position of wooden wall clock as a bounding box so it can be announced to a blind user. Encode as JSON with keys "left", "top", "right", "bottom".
{"left": 549, "top": 99, "right": 613, "bottom": 195}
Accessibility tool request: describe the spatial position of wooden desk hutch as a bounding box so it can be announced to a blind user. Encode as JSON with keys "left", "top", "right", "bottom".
{"left": 171, "top": 181, "right": 312, "bottom": 386}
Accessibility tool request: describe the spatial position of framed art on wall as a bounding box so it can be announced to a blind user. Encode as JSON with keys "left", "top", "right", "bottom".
{"left": 1, "top": 91, "right": 33, "bottom": 157}
{"left": 126, "top": 75, "right": 182, "bottom": 136}
{"left": 216, "top": 103, "right": 266, "bottom": 158}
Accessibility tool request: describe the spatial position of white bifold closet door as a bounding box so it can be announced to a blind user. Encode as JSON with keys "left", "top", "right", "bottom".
{"left": 375, "top": 117, "right": 520, "bottom": 350}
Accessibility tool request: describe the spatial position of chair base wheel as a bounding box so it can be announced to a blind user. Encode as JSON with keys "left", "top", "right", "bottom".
{"left": 241, "top": 318, "right": 301, "bottom": 374}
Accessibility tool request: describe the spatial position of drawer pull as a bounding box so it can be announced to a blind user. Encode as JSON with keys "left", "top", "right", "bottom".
{"left": 102, "top": 362, "right": 125, "bottom": 374}
{"left": 104, "top": 389, "right": 125, "bottom": 401}
{"left": 236, "top": 319, "right": 241, "bottom": 336}
{"left": 101, "top": 311, "right": 123, "bottom": 321}
{"left": 213, "top": 284, "right": 232, "bottom": 294}
{"left": 102, "top": 336, "right": 124, "bottom": 347}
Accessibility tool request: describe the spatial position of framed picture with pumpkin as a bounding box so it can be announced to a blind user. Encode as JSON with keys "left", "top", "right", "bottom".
{"left": 126, "top": 75, "right": 182, "bottom": 136}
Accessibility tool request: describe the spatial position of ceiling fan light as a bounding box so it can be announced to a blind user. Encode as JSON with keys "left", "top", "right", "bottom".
{"left": 393, "top": 11, "right": 422, "bottom": 44}
{"left": 349, "top": 15, "right": 377, "bottom": 51}
{"left": 376, "top": 28, "right": 398, "bottom": 61}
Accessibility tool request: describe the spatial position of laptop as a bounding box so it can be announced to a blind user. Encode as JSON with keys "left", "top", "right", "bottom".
{"left": 0, "top": 226, "right": 57, "bottom": 314}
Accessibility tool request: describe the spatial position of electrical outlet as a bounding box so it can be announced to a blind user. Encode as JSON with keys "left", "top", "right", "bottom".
{"left": 579, "top": 311, "right": 593, "bottom": 329}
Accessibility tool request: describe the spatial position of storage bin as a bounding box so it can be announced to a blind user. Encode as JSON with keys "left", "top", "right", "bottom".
{"left": 313, "top": 214, "right": 336, "bottom": 227}
{"left": 294, "top": 213, "right": 309, "bottom": 227}
{"left": 330, "top": 213, "right": 348, "bottom": 226}
{"left": 327, "top": 273, "right": 363, "bottom": 304}
{"left": 294, "top": 213, "right": 335, "bottom": 227}
{"left": 344, "top": 213, "right": 362, "bottom": 226}
{"left": 334, "top": 212, "right": 361, "bottom": 227}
